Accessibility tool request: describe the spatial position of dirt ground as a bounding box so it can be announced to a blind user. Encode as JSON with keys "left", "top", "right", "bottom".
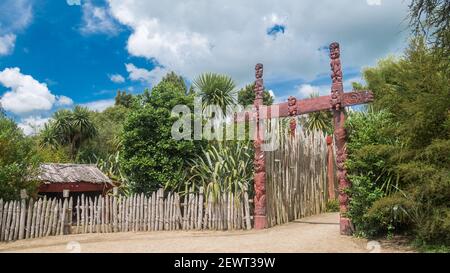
{"left": 0, "top": 213, "right": 415, "bottom": 253}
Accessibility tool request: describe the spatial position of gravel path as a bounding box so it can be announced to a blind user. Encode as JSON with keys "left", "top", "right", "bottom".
{"left": 0, "top": 213, "right": 413, "bottom": 253}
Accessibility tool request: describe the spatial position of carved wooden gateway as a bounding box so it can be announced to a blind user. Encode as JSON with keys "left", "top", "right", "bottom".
{"left": 236, "top": 42, "right": 374, "bottom": 235}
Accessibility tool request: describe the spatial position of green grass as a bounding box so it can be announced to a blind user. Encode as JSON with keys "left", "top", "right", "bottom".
{"left": 325, "top": 199, "right": 339, "bottom": 212}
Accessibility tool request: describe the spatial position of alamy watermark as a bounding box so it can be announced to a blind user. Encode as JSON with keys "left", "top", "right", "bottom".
{"left": 170, "top": 97, "right": 281, "bottom": 151}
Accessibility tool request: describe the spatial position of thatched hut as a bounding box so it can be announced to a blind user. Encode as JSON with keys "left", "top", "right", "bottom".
{"left": 37, "top": 163, "right": 114, "bottom": 198}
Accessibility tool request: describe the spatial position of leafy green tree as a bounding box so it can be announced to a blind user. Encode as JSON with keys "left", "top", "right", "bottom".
{"left": 0, "top": 113, "right": 39, "bottom": 201}
{"left": 120, "top": 80, "right": 205, "bottom": 194}
{"left": 115, "top": 90, "right": 134, "bottom": 108}
{"left": 161, "top": 71, "right": 187, "bottom": 93}
{"left": 347, "top": 38, "right": 450, "bottom": 246}
{"left": 40, "top": 106, "right": 97, "bottom": 160}
{"left": 346, "top": 108, "right": 403, "bottom": 236}
{"left": 237, "top": 83, "right": 274, "bottom": 107}
{"left": 366, "top": 38, "right": 449, "bottom": 149}
{"left": 408, "top": 0, "right": 450, "bottom": 57}
{"left": 78, "top": 105, "right": 129, "bottom": 161}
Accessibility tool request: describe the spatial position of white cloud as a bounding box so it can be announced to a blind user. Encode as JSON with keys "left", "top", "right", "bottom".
{"left": 56, "top": 95, "right": 74, "bottom": 106}
{"left": 18, "top": 116, "right": 49, "bottom": 136}
{"left": 107, "top": 0, "right": 408, "bottom": 85}
{"left": 0, "top": 68, "right": 73, "bottom": 115}
{"left": 81, "top": 1, "right": 119, "bottom": 35}
{"left": 67, "top": 0, "right": 81, "bottom": 6}
{"left": 109, "top": 73, "right": 125, "bottom": 83}
{"left": 0, "top": 0, "right": 33, "bottom": 56}
{"left": 0, "top": 68, "right": 56, "bottom": 115}
{"left": 81, "top": 99, "right": 115, "bottom": 112}
{"left": 268, "top": 90, "right": 275, "bottom": 99}
{"left": 125, "top": 63, "right": 167, "bottom": 86}
{"left": 344, "top": 76, "right": 366, "bottom": 90}
{"left": 297, "top": 84, "right": 329, "bottom": 98}
{"left": 367, "top": 0, "right": 382, "bottom": 6}
{"left": 0, "top": 34, "right": 16, "bottom": 55}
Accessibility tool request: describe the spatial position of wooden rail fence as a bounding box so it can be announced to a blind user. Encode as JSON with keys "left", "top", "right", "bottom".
{"left": 0, "top": 188, "right": 252, "bottom": 242}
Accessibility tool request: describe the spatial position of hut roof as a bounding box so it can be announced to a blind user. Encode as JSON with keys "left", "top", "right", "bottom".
{"left": 38, "top": 164, "right": 112, "bottom": 184}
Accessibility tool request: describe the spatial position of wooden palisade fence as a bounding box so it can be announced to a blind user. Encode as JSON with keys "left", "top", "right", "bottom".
{"left": 265, "top": 127, "right": 329, "bottom": 227}
{"left": 0, "top": 188, "right": 252, "bottom": 242}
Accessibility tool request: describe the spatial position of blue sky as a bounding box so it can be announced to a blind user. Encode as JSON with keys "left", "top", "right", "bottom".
{"left": 0, "top": 0, "right": 410, "bottom": 134}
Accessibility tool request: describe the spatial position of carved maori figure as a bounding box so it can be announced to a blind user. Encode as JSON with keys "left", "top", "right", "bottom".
{"left": 336, "top": 149, "right": 347, "bottom": 169}
{"left": 254, "top": 149, "right": 265, "bottom": 173}
{"left": 253, "top": 63, "right": 267, "bottom": 228}
{"left": 255, "top": 63, "right": 263, "bottom": 79}
{"left": 287, "top": 96, "right": 297, "bottom": 136}
{"left": 254, "top": 173, "right": 266, "bottom": 215}
{"left": 330, "top": 86, "right": 342, "bottom": 111}
{"left": 334, "top": 127, "right": 346, "bottom": 144}
{"left": 254, "top": 64, "right": 264, "bottom": 102}
{"left": 339, "top": 192, "right": 349, "bottom": 213}
{"left": 287, "top": 96, "right": 297, "bottom": 116}
{"left": 289, "top": 118, "right": 297, "bottom": 135}
{"left": 329, "top": 42, "right": 342, "bottom": 84}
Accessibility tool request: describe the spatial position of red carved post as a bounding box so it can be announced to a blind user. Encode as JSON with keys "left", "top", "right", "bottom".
{"left": 288, "top": 96, "right": 297, "bottom": 137}
{"left": 253, "top": 63, "right": 267, "bottom": 229}
{"left": 329, "top": 42, "right": 353, "bottom": 235}
{"left": 326, "top": 135, "right": 336, "bottom": 200}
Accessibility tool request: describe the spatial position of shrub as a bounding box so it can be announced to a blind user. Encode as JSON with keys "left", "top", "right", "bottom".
{"left": 365, "top": 194, "right": 414, "bottom": 237}
{"left": 120, "top": 80, "right": 205, "bottom": 194}
{"left": 174, "top": 141, "right": 253, "bottom": 200}
{"left": 325, "top": 199, "right": 339, "bottom": 212}
{"left": 347, "top": 175, "right": 384, "bottom": 237}
{"left": 0, "top": 114, "right": 39, "bottom": 201}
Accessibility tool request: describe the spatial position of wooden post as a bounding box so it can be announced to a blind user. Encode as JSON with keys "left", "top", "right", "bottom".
{"left": 100, "top": 196, "right": 105, "bottom": 233}
{"left": 159, "top": 189, "right": 164, "bottom": 230}
{"left": 197, "top": 187, "right": 204, "bottom": 230}
{"left": 4, "top": 202, "right": 11, "bottom": 241}
{"left": 113, "top": 187, "right": 118, "bottom": 232}
{"left": 151, "top": 192, "right": 156, "bottom": 231}
{"left": 13, "top": 200, "right": 19, "bottom": 240}
{"left": 76, "top": 196, "right": 80, "bottom": 234}
{"left": 329, "top": 42, "right": 353, "bottom": 235}
{"left": 35, "top": 199, "right": 42, "bottom": 238}
{"left": 95, "top": 196, "right": 100, "bottom": 233}
{"left": 167, "top": 193, "right": 172, "bottom": 230}
{"left": 45, "top": 198, "right": 55, "bottom": 236}
{"left": 253, "top": 63, "right": 267, "bottom": 229}
{"left": 62, "top": 189, "right": 70, "bottom": 235}
{"left": 105, "top": 195, "right": 110, "bottom": 232}
{"left": 243, "top": 186, "right": 251, "bottom": 230}
{"left": 182, "top": 194, "right": 187, "bottom": 230}
{"left": 288, "top": 96, "right": 297, "bottom": 137}
{"left": 50, "top": 200, "right": 57, "bottom": 236}
{"left": 326, "top": 135, "right": 336, "bottom": 200}
{"left": 18, "top": 190, "right": 27, "bottom": 240}
{"left": 41, "top": 197, "right": 50, "bottom": 237}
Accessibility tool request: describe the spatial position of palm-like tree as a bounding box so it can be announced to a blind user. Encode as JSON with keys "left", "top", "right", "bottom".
{"left": 40, "top": 106, "right": 97, "bottom": 160}
{"left": 193, "top": 73, "right": 236, "bottom": 114}
{"left": 302, "top": 92, "right": 333, "bottom": 134}
{"left": 39, "top": 123, "right": 59, "bottom": 149}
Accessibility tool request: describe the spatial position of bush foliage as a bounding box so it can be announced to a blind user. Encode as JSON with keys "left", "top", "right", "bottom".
{"left": 346, "top": 38, "right": 450, "bottom": 247}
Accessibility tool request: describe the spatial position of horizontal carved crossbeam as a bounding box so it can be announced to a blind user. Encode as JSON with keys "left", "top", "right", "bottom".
{"left": 234, "top": 90, "right": 374, "bottom": 122}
